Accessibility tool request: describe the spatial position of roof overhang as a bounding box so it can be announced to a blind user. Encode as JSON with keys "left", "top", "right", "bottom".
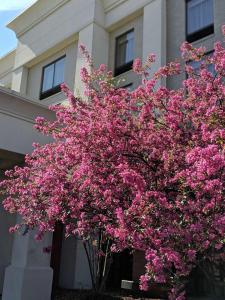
{"left": 0, "top": 87, "right": 55, "bottom": 155}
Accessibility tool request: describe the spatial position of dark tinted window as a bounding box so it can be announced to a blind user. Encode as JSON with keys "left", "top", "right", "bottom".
{"left": 186, "top": 0, "right": 214, "bottom": 42}
{"left": 40, "top": 56, "right": 65, "bottom": 99}
{"left": 115, "top": 30, "right": 134, "bottom": 76}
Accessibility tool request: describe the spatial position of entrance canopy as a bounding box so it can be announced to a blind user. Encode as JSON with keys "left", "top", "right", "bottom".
{"left": 0, "top": 86, "right": 54, "bottom": 157}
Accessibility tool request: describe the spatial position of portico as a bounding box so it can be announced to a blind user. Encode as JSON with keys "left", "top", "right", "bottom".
{"left": 0, "top": 87, "right": 54, "bottom": 300}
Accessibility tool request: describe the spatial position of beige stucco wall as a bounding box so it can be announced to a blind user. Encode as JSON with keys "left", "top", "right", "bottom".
{"left": 26, "top": 42, "right": 77, "bottom": 105}
{"left": 10, "top": 0, "right": 103, "bottom": 69}
{"left": 1, "top": 0, "right": 224, "bottom": 98}
{"left": 1, "top": 0, "right": 156, "bottom": 100}
{"left": 109, "top": 15, "right": 143, "bottom": 89}
{"left": 1, "top": 0, "right": 224, "bottom": 104}
{"left": 0, "top": 0, "right": 157, "bottom": 100}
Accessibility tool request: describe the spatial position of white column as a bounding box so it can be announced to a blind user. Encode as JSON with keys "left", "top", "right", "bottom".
{"left": 73, "top": 239, "right": 92, "bottom": 289}
{"left": 0, "top": 202, "right": 16, "bottom": 294}
{"left": 11, "top": 66, "right": 28, "bottom": 95}
{"left": 70, "top": 21, "right": 109, "bottom": 287}
{"left": 142, "top": 0, "right": 167, "bottom": 79}
{"left": 59, "top": 237, "right": 92, "bottom": 290}
{"left": 74, "top": 22, "right": 109, "bottom": 96}
{"left": 2, "top": 225, "right": 53, "bottom": 300}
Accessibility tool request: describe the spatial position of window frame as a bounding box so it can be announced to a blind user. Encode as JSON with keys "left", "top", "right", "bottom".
{"left": 114, "top": 29, "right": 134, "bottom": 76}
{"left": 186, "top": 0, "right": 214, "bottom": 43}
{"left": 40, "top": 55, "right": 66, "bottom": 100}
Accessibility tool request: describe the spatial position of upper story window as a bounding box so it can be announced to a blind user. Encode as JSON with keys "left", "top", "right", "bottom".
{"left": 186, "top": 0, "right": 214, "bottom": 42}
{"left": 115, "top": 29, "right": 134, "bottom": 76}
{"left": 40, "top": 55, "right": 66, "bottom": 100}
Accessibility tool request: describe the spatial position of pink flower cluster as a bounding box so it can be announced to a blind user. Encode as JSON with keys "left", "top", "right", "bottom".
{"left": 1, "top": 26, "right": 225, "bottom": 300}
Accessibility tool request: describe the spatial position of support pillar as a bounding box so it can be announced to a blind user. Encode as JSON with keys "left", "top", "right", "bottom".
{"left": 142, "top": 0, "right": 167, "bottom": 80}
{"left": 74, "top": 22, "right": 109, "bottom": 96}
{"left": 11, "top": 66, "right": 28, "bottom": 95}
{"left": 73, "top": 239, "right": 92, "bottom": 289}
{"left": 69, "top": 20, "right": 109, "bottom": 289}
{"left": 59, "top": 236, "right": 92, "bottom": 290}
{"left": 0, "top": 201, "right": 15, "bottom": 294}
{"left": 2, "top": 225, "right": 53, "bottom": 300}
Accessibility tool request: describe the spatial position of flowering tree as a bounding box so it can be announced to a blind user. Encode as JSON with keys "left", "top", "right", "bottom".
{"left": 1, "top": 28, "right": 225, "bottom": 299}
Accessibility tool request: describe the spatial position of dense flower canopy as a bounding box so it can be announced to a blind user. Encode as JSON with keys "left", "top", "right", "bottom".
{"left": 1, "top": 27, "right": 225, "bottom": 300}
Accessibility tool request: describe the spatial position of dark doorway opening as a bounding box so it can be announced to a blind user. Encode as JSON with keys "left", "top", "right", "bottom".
{"left": 106, "top": 249, "right": 133, "bottom": 290}
{"left": 50, "top": 222, "right": 64, "bottom": 289}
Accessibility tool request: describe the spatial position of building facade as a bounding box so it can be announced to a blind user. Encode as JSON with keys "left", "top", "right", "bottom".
{"left": 0, "top": 0, "right": 225, "bottom": 299}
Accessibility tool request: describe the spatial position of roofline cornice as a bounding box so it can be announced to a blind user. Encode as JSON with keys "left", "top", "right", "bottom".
{"left": 0, "top": 48, "right": 16, "bottom": 60}
{"left": 8, "top": 0, "right": 155, "bottom": 37}
{"left": 7, "top": 0, "right": 71, "bottom": 37}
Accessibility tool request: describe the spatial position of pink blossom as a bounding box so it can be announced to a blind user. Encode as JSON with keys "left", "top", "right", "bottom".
{"left": 133, "top": 58, "right": 143, "bottom": 74}
{"left": 1, "top": 27, "right": 225, "bottom": 299}
{"left": 139, "top": 274, "right": 149, "bottom": 291}
{"left": 187, "top": 250, "right": 196, "bottom": 262}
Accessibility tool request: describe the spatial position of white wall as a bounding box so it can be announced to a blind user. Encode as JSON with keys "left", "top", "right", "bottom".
{"left": 26, "top": 42, "right": 77, "bottom": 105}
{"left": 11, "top": 0, "right": 102, "bottom": 69}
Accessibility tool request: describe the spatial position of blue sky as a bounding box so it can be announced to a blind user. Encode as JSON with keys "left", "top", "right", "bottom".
{"left": 0, "top": 0, "right": 36, "bottom": 57}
